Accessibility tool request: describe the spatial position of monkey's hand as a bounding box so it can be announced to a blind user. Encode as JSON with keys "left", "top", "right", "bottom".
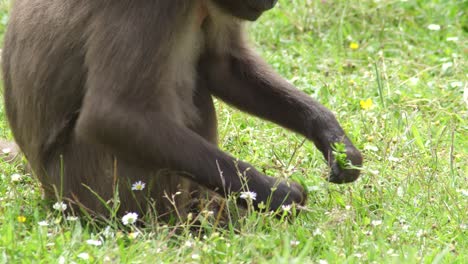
{"left": 327, "top": 142, "right": 362, "bottom": 184}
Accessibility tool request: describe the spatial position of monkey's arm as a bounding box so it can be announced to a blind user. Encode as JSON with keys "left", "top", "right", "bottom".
{"left": 202, "top": 50, "right": 362, "bottom": 183}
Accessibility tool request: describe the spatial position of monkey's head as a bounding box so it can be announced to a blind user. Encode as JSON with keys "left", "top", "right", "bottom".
{"left": 212, "top": 0, "right": 278, "bottom": 21}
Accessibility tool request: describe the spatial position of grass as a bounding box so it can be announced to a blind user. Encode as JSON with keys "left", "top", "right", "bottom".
{"left": 0, "top": 0, "right": 467, "bottom": 263}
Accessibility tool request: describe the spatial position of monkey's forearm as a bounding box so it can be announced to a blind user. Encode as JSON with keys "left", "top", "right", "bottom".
{"left": 204, "top": 52, "right": 362, "bottom": 183}
{"left": 205, "top": 54, "right": 345, "bottom": 154}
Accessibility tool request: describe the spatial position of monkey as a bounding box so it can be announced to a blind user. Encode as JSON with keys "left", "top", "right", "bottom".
{"left": 1, "top": 0, "right": 362, "bottom": 219}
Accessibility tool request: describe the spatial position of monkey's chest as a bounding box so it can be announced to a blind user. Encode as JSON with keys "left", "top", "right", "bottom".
{"left": 159, "top": 1, "right": 220, "bottom": 127}
{"left": 161, "top": 23, "right": 206, "bottom": 127}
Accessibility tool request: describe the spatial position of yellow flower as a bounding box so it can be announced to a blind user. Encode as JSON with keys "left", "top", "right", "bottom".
{"left": 17, "top": 215, "right": 26, "bottom": 223}
{"left": 349, "top": 42, "right": 359, "bottom": 50}
{"left": 360, "top": 98, "right": 373, "bottom": 110}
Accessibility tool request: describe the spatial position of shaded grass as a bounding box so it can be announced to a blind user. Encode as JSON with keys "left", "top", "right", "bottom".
{"left": 0, "top": 0, "right": 466, "bottom": 263}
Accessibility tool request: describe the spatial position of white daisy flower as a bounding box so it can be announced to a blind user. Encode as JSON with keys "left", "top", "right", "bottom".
{"left": 38, "top": 220, "right": 49, "bottom": 227}
{"left": 66, "top": 216, "right": 79, "bottom": 221}
{"left": 131, "top": 181, "right": 146, "bottom": 191}
{"left": 2, "top": 148, "right": 11, "bottom": 154}
{"left": 416, "top": 229, "right": 426, "bottom": 238}
{"left": 427, "top": 24, "right": 441, "bottom": 31}
{"left": 281, "top": 204, "right": 292, "bottom": 212}
{"left": 122, "top": 212, "right": 138, "bottom": 225}
{"left": 103, "top": 226, "right": 115, "bottom": 238}
{"left": 77, "top": 252, "right": 90, "bottom": 260}
{"left": 239, "top": 191, "right": 257, "bottom": 201}
{"left": 86, "top": 239, "right": 102, "bottom": 246}
{"left": 458, "top": 189, "right": 468, "bottom": 197}
{"left": 446, "top": 37, "right": 459, "bottom": 42}
{"left": 58, "top": 256, "right": 66, "bottom": 264}
{"left": 397, "top": 186, "right": 405, "bottom": 197}
{"left": 184, "top": 240, "right": 194, "bottom": 248}
{"left": 290, "top": 240, "right": 300, "bottom": 247}
{"left": 128, "top": 232, "right": 140, "bottom": 239}
{"left": 11, "top": 173, "right": 22, "bottom": 182}
{"left": 313, "top": 228, "right": 322, "bottom": 236}
{"left": 53, "top": 201, "right": 67, "bottom": 211}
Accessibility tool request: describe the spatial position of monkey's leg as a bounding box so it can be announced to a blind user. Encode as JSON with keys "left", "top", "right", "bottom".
{"left": 77, "top": 106, "right": 305, "bottom": 211}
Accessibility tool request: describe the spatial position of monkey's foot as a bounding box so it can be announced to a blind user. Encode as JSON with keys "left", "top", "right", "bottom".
{"left": 0, "top": 139, "right": 21, "bottom": 163}
{"left": 259, "top": 179, "right": 307, "bottom": 213}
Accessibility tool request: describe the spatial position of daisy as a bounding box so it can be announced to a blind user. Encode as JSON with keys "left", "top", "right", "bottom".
{"left": 239, "top": 191, "right": 257, "bottom": 201}
{"left": 86, "top": 239, "right": 102, "bottom": 246}
{"left": 131, "top": 181, "right": 146, "bottom": 191}
{"left": 38, "top": 220, "right": 49, "bottom": 227}
{"left": 122, "top": 212, "right": 138, "bottom": 225}
{"left": 290, "top": 240, "right": 300, "bottom": 246}
{"left": 281, "top": 204, "right": 292, "bottom": 212}
{"left": 427, "top": 24, "right": 441, "bottom": 31}
{"left": 128, "top": 232, "right": 140, "bottom": 239}
{"left": 77, "top": 253, "right": 90, "bottom": 260}
{"left": 11, "top": 173, "right": 22, "bottom": 182}
{"left": 66, "top": 216, "right": 79, "bottom": 221}
{"left": 53, "top": 201, "right": 67, "bottom": 211}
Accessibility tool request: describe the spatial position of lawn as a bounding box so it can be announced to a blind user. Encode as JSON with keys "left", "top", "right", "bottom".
{"left": 0, "top": 0, "right": 466, "bottom": 263}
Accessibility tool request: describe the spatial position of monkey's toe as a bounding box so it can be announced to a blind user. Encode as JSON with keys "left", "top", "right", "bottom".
{"left": 0, "top": 139, "right": 22, "bottom": 163}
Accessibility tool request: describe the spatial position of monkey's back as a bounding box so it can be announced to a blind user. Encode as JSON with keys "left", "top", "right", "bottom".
{"left": 2, "top": 1, "right": 93, "bottom": 180}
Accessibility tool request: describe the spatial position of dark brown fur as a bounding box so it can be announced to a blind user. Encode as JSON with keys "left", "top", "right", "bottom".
{"left": 2, "top": 0, "right": 362, "bottom": 219}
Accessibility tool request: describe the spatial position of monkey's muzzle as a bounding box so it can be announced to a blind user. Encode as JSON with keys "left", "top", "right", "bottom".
{"left": 248, "top": 0, "right": 278, "bottom": 12}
